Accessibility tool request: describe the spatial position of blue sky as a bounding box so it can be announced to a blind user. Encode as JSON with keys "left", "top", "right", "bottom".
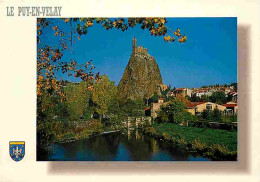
{"left": 41, "top": 18, "right": 237, "bottom": 88}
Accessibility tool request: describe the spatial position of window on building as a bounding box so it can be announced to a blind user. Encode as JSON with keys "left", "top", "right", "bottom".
{"left": 206, "top": 104, "right": 212, "bottom": 110}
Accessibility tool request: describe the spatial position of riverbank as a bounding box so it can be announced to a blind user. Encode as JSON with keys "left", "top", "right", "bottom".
{"left": 140, "top": 123, "right": 237, "bottom": 161}
{"left": 55, "top": 129, "right": 123, "bottom": 143}
{"left": 41, "top": 129, "right": 210, "bottom": 161}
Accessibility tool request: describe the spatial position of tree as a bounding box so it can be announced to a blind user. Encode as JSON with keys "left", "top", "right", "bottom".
{"left": 201, "top": 108, "right": 222, "bottom": 122}
{"left": 157, "top": 97, "right": 192, "bottom": 124}
{"left": 64, "top": 81, "right": 91, "bottom": 120}
{"left": 201, "top": 109, "right": 213, "bottom": 120}
{"left": 188, "top": 94, "right": 200, "bottom": 102}
{"left": 212, "top": 108, "right": 222, "bottom": 122}
{"left": 149, "top": 92, "right": 159, "bottom": 103}
{"left": 230, "top": 82, "right": 237, "bottom": 90}
{"left": 120, "top": 99, "right": 146, "bottom": 117}
{"left": 92, "top": 75, "right": 118, "bottom": 117}
{"left": 210, "top": 91, "right": 226, "bottom": 104}
{"left": 168, "top": 84, "right": 171, "bottom": 90}
{"left": 201, "top": 95, "right": 210, "bottom": 102}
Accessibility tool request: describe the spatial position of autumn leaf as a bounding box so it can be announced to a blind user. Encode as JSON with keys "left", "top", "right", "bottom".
{"left": 179, "top": 35, "right": 187, "bottom": 43}
{"left": 52, "top": 26, "right": 58, "bottom": 31}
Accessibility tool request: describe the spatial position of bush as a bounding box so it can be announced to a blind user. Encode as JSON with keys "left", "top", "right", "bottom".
{"left": 156, "top": 111, "right": 168, "bottom": 123}
{"left": 210, "top": 92, "right": 226, "bottom": 104}
{"left": 162, "top": 132, "right": 171, "bottom": 140}
{"left": 37, "top": 120, "right": 56, "bottom": 150}
{"left": 201, "top": 109, "right": 212, "bottom": 120}
{"left": 192, "top": 140, "right": 207, "bottom": 151}
{"left": 212, "top": 108, "right": 222, "bottom": 122}
{"left": 156, "top": 98, "right": 194, "bottom": 124}
{"left": 145, "top": 127, "right": 156, "bottom": 135}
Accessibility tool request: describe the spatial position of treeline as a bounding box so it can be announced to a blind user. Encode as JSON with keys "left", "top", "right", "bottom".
{"left": 37, "top": 75, "right": 147, "bottom": 151}
{"left": 188, "top": 91, "right": 233, "bottom": 105}
{"left": 200, "top": 82, "right": 237, "bottom": 90}
{"left": 38, "top": 75, "right": 146, "bottom": 122}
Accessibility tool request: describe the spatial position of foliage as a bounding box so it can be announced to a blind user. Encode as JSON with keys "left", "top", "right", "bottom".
{"left": 144, "top": 126, "right": 156, "bottom": 135}
{"left": 64, "top": 82, "right": 92, "bottom": 120}
{"left": 212, "top": 108, "right": 222, "bottom": 122}
{"left": 157, "top": 97, "right": 192, "bottom": 124}
{"left": 157, "top": 110, "right": 168, "bottom": 123}
{"left": 120, "top": 99, "right": 146, "bottom": 117}
{"left": 162, "top": 132, "right": 171, "bottom": 140}
{"left": 188, "top": 94, "right": 200, "bottom": 102}
{"left": 151, "top": 123, "right": 237, "bottom": 151}
{"left": 192, "top": 140, "right": 208, "bottom": 151}
{"left": 230, "top": 82, "right": 237, "bottom": 90}
{"left": 200, "top": 108, "right": 223, "bottom": 122}
{"left": 150, "top": 93, "right": 160, "bottom": 103}
{"left": 201, "top": 109, "right": 213, "bottom": 120}
{"left": 92, "top": 75, "right": 118, "bottom": 116}
{"left": 37, "top": 120, "right": 56, "bottom": 150}
{"left": 201, "top": 95, "right": 210, "bottom": 102}
{"left": 222, "top": 114, "right": 237, "bottom": 123}
{"left": 210, "top": 91, "right": 226, "bottom": 104}
{"left": 53, "top": 120, "right": 104, "bottom": 142}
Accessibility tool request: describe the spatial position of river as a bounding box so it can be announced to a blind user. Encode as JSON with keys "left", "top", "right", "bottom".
{"left": 44, "top": 130, "right": 210, "bottom": 161}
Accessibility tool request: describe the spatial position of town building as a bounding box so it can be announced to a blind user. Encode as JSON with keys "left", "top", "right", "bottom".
{"left": 222, "top": 102, "right": 238, "bottom": 115}
{"left": 173, "top": 88, "right": 192, "bottom": 97}
{"left": 152, "top": 98, "right": 168, "bottom": 118}
{"left": 186, "top": 101, "right": 226, "bottom": 115}
{"left": 193, "top": 91, "right": 213, "bottom": 98}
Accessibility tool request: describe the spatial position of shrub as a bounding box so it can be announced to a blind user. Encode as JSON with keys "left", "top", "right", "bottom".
{"left": 201, "top": 109, "right": 213, "bottom": 120}
{"left": 177, "top": 138, "right": 187, "bottom": 145}
{"left": 88, "top": 119, "right": 104, "bottom": 133}
{"left": 212, "top": 108, "right": 222, "bottom": 122}
{"left": 156, "top": 98, "right": 194, "bottom": 124}
{"left": 192, "top": 140, "right": 207, "bottom": 151}
{"left": 74, "top": 126, "right": 84, "bottom": 134}
{"left": 162, "top": 132, "right": 171, "bottom": 140}
{"left": 145, "top": 127, "right": 156, "bottom": 135}
{"left": 210, "top": 144, "right": 229, "bottom": 154}
{"left": 63, "top": 132, "right": 75, "bottom": 140}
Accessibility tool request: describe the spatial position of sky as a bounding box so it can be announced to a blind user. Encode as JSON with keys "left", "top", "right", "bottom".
{"left": 41, "top": 18, "right": 237, "bottom": 88}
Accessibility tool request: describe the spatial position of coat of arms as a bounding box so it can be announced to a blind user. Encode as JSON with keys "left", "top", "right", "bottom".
{"left": 9, "top": 141, "right": 25, "bottom": 162}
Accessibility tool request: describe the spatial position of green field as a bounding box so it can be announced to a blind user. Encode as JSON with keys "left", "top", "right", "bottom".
{"left": 152, "top": 123, "right": 237, "bottom": 151}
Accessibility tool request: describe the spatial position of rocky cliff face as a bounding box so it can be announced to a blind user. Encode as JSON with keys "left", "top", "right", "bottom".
{"left": 118, "top": 52, "right": 163, "bottom": 102}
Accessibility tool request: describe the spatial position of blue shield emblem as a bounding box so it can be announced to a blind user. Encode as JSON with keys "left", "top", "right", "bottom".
{"left": 9, "top": 141, "right": 25, "bottom": 162}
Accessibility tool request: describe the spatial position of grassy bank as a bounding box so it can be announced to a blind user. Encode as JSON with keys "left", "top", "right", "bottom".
{"left": 141, "top": 123, "right": 237, "bottom": 160}
{"left": 50, "top": 120, "right": 104, "bottom": 143}
{"left": 52, "top": 120, "right": 126, "bottom": 143}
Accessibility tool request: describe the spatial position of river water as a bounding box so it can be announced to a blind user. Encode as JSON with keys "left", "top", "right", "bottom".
{"left": 45, "top": 130, "right": 210, "bottom": 161}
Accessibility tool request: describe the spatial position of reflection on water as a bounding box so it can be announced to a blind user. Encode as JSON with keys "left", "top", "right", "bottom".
{"left": 44, "top": 130, "right": 210, "bottom": 161}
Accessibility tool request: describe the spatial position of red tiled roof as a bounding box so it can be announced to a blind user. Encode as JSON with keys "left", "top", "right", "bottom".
{"left": 222, "top": 104, "right": 237, "bottom": 107}
{"left": 186, "top": 102, "right": 207, "bottom": 108}
{"left": 174, "top": 88, "right": 185, "bottom": 91}
{"left": 158, "top": 98, "right": 164, "bottom": 100}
